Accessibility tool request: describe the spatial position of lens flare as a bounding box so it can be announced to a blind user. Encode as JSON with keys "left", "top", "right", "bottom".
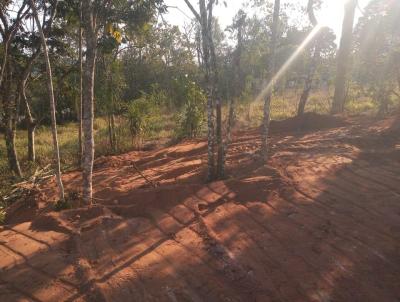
{"left": 256, "top": 24, "right": 323, "bottom": 103}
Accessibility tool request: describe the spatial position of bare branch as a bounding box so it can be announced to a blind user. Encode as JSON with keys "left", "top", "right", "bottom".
{"left": 183, "top": 0, "right": 201, "bottom": 22}
{"left": 307, "top": 0, "right": 318, "bottom": 27}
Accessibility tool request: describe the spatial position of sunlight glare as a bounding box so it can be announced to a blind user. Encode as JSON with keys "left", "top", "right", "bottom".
{"left": 317, "top": 0, "right": 347, "bottom": 28}
{"left": 255, "top": 24, "right": 323, "bottom": 103}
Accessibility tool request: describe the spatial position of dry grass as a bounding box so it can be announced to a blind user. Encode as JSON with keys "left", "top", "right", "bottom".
{"left": 0, "top": 88, "right": 385, "bottom": 200}
{"left": 0, "top": 115, "right": 174, "bottom": 199}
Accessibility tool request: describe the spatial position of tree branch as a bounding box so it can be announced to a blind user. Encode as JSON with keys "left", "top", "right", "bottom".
{"left": 307, "top": 0, "right": 318, "bottom": 27}
{"left": 183, "top": 0, "right": 201, "bottom": 22}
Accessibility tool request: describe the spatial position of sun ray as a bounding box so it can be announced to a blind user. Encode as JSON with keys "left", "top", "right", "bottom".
{"left": 256, "top": 24, "right": 323, "bottom": 103}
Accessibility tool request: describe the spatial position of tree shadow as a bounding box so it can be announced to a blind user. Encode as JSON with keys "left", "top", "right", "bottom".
{"left": 1, "top": 115, "right": 399, "bottom": 301}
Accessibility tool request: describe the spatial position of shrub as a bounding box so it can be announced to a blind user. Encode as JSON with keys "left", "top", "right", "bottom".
{"left": 54, "top": 199, "right": 72, "bottom": 212}
{"left": 175, "top": 82, "right": 206, "bottom": 139}
{"left": 0, "top": 207, "right": 5, "bottom": 224}
{"left": 126, "top": 94, "right": 161, "bottom": 147}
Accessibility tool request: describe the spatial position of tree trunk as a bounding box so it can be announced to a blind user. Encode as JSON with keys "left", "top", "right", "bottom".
{"left": 108, "top": 113, "right": 116, "bottom": 152}
{"left": 78, "top": 5, "right": 84, "bottom": 167}
{"left": 331, "top": 0, "right": 357, "bottom": 114}
{"left": 30, "top": 0, "right": 65, "bottom": 201}
{"left": 23, "top": 94, "right": 36, "bottom": 163}
{"left": 27, "top": 121, "right": 36, "bottom": 162}
{"left": 19, "top": 3, "right": 55, "bottom": 163}
{"left": 216, "top": 99, "right": 223, "bottom": 178}
{"left": 198, "top": 0, "right": 216, "bottom": 181}
{"left": 378, "top": 94, "right": 389, "bottom": 117}
{"left": 226, "top": 14, "right": 245, "bottom": 171}
{"left": 206, "top": 2, "right": 224, "bottom": 179}
{"left": 3, "top": 99, "right": 22, "bottom": 177}
{"left": 81, "top": 0, "right": 97, "bottom": 204}
{"left": 4, "top": 123, "right": 22, "bottom": 178}
{"left": 184, "top": 0, "right": 221, "bottom": 181}
{"left": 2, "top": 62, "right": 22, "bottom": 177}
{"left": 19, "top": 52, "right": 40, "bottom": 162}
{"left": 111, "top": 114, "right": 116, "bottom": 150}
{"left": 261, "top": 0, "right": 280, "bottom": 159}
{"left": 298, "top": 42, "right": 321, "bottom": 116}
{"left": 297, "top": 0, "right": 320, "bottom": 116}
{"left": 298, "top": 86, "right": 310, "bottom": 116}
{"left": 395, "top": 53, "right": 400, "bottom": 99}
{"left": 211, "top": 48, "right": 224, "bottom": 179}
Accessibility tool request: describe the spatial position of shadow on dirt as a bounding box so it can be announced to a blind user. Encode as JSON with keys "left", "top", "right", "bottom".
{"left": 1, "top": 114, "right": 399, "bottom": 301}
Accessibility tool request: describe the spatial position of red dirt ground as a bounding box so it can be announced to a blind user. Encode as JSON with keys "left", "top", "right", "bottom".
{"left": 1, "top": 113, "right": 399, "bottom": 302}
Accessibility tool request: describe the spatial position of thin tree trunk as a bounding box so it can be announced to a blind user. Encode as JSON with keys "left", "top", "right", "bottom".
{"left": 20, "top": 6, "right": 56, "bottom": 162}
{"left": 199, "top": 0, "right": 215, "bottom": 181}
{"left": 5, "top": 126, "right": 21, "bottom": 176}
{"left": 22, "top": 83, "right": 37, "bottom": 162}
{"left": 107, "top": 113, "right": 116, "bottom": 152}
{"left": 111, "top": 114, "right": 116, "bottom": 150}
{"left": 184, "top": 0, "right": 220, "bottom": 181}
{"left": 331, "top": 0, "right": 357, "bottom": 114}
{"left": 377, "top": 89, "right": 389, "bottom": 117}
{"left": 298, "top": 42, "right": 321, "bottom": 116}
{"left": 19, "top": 50, "right": 40, "bottom": 162}
{"left": 0, "top": 3, "right": 28, "bottom": 87}
{"left": 30, "top": 0, "right": 65, "bottom": 201}
{"left": 216, "top": 98, "right": 223, "bottom": 178}
{"left": 27, "top": 122, "right": 36, "bottom": 161}
{"left": 0, "top": 34, "right": 12, "bottom": 88}
{"left": 78, "top": 5, "right": 84, "bottom": 167}
{"left": 227, "top": 13, "right": 245, "bottom": 145}
{"left": 24, "top": 92, "right": 36, "bottom": 162}
{"left": 210, "top": 42, "right": 224, "bottom": 179}
{"left": 396, "top": 53, "right": 400, "bottom": 98}
{"left": 298, "top": 0, "right": 320, "bottom": 116}
{"left": 2, "top": 59, "right": 22, "bottom": 177}
{"left": 261, "top": 0, "right": 280, "bottom": 159}
{"left": 206, "top": 2, "right": 224, "bottom": 179}
{"left": 201, "top": 1, "right": 216, "bottom": 181}
{"left": 3, "top": 76, "right": 22, "bottom": 177}
{"left": 81, "top": 0, "right": 97, "bottom": 204}
{"left": 108, "top": 114, "right": 113, "bottom": 151}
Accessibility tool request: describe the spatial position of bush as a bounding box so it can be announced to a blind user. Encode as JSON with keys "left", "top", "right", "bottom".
{"left": 0, "top": 207, "right": 5, "bottom": 224}
{"left": 175, "top": 82, "right": 206, "bottom": 139}
{"left": 126, "top": 94, "right": 161, "bottom": 147}
{"left": 54, "top": 199, "right": 72, "bottom": 212}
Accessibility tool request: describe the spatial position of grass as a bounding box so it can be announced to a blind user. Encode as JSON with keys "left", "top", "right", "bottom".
{"left": 0, "top": 115, "right": 175, "bottom": 200}
{"left": 0, "top": 89, "right": 385, "bottom": 202}
{"left": 235, "top": 88, "right": 333, "bottom": 126}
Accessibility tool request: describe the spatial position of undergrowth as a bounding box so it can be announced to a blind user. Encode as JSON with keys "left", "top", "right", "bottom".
{"left": 0, "top": 89, "right": 384, "bottom": 201}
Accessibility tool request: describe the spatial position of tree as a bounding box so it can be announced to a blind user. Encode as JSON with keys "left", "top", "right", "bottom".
{"left": 78, "top": 2, "right": 83, "bottom": 166}
{"left": 297, "top": 0, "right": 320, "bottom": 116}
{"left": 30, "top": 0, "right": 65, "bottom": 201}
{"left": 260, "top": 0, "right": 280, "bottom": 159}
{"left": 81, "top": 0, "right": 97, "bottom": 204}
{"left": 353, "top": 0, "right": 400, "bottom": 115}
{"left": 226, "top": 10, "right": 246, "bottom": 145}
{"left": 184, "top": 0, "right": 224, "bottom": 181}
{"left": 16, "top": 0, "right": 58, "bottom": 162}
{"left": 0, "top": 0, "right": 30, "bottom": 177}
{"left": 80, "top": 0, "right": 164, "bottom": 204}
{"left": 19, "top": 47, "right": 41, "bottom": 163}
{"left": 331, "top": 0, "right": 358, "bottom": 114}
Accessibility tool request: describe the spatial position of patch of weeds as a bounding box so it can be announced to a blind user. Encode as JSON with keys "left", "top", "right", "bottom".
{"left": 0, "top": 205, "right": 6, "bottom": 225}
{"left": 54, "top": 199, "right": 72, "bottom": 211}
{"left": 53, "top": 191, "right": 80, "bottom": 212}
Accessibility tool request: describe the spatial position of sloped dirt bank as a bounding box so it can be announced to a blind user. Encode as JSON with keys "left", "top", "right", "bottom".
{"left": 1, "top": 115, "right": 399, "bottom": 302}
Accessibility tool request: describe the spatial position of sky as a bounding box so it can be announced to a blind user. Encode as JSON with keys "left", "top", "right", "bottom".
{"left": 164, "top": 0, "right": 371, "bottom": 42}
